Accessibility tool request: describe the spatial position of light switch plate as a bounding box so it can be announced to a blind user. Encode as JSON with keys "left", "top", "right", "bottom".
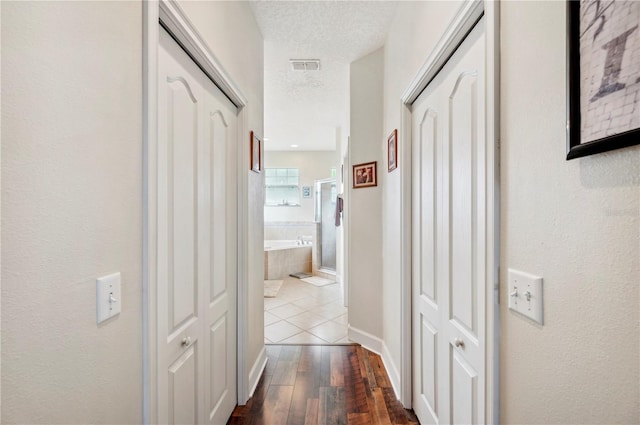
{"left": 508, "top": 269, "right": 543, "bottom": 325}
{"left": 97, "top": 272, "right": 121, "bottom": 324}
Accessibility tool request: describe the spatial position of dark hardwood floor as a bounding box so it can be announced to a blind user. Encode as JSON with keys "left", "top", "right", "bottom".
{"left": 228, "top": 344, "right": 419, "bottom": 425}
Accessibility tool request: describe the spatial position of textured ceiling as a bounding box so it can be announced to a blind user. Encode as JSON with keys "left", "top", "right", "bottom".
{"left": 250, "top": 1, "right": 399, "bottom": 151}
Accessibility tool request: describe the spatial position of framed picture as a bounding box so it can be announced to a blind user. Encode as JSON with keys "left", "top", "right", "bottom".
{"left": 302, "top": 186, "right": 312, "bottom": 198}
{"left": 387, "top": 129, "right": 398, "bottom": 172}
{"left": 250, "top": 131, "right": 262, "bottom": 173}
{"left": 567, "top": 0, "right": 640, "bottom": 160}
{"left": 352, "top": 161, "right": 377, "bottom": 189}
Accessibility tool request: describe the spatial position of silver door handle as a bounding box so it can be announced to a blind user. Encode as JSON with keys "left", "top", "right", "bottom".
{"left": 181, "top": 336, "right": 192, "bottom": 347}
{"left": 454, "top": 338, "right": 465, "bottom": 349}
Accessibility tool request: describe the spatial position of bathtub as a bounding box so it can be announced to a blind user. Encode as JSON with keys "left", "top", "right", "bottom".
{"left": 264, "top": 239, "right": 311, "bottom": 250}
{"left": 264, "top": 240, "right": 312, "bottom": 279}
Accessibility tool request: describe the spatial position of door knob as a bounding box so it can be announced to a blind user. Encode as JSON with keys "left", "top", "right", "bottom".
{"left": 181, "top": 336, "right": 192, "bottom": 347}
{"left": 454, "top": 338, "right": 465, "bottom": 349}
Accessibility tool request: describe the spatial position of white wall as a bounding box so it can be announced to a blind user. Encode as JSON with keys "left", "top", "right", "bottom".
{"left": 348, "top": 48, "right": 384, "bottom": 347}
{"left": 264, "top": 150, "right": 337, "bottom": 223}
{"left": 500, "top": 2, "right": 639, "bottom": 423}
{"left": 2, "top": 2, "right": 143, "bottom": 423}
{"left": 382, "top": 0, "right": 462, "bottom": 391}
{"left": 382, "top": 1, "right": 639, "bottom": 422}
{"left": 172, "top": 0, "right": 267, "bottom": 403}
{"left": 1, "top": 1, "right": 265, "bottom": 423}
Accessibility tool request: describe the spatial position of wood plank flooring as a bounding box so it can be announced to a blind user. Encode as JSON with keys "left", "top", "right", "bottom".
{"left": 228, "top": 345, "right": 419, "bottom": 425}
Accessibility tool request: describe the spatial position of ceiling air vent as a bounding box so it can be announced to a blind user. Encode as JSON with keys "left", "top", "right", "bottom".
{"left": 290, "top": 59, "right": 321, "bottom": 71}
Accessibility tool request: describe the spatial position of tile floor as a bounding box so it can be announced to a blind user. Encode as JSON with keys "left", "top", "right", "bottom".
{"left": 264, "top": 276, "right": 350, "bottom": 344}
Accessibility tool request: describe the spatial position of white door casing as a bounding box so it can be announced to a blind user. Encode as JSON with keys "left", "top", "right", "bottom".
{"left": 157, "top": 27, "right": 238, "bottom": 424}
{"left": 412, "top": 18, "right": 487, "bottom": 425}
{"left": 143, "top": 1, "right": 252, "bottom": 424}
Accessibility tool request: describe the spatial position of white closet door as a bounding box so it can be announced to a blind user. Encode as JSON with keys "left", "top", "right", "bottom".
{"left": 412, "top": 19, "right": 486, "bottom": 425}
{"left": 157, "top": 27, "right": 238, "bottom": 425}
{"left": 200, "top": 51, "right": 238, "bottom": 425}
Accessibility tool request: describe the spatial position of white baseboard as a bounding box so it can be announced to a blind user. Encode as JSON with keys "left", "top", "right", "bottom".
{"left": 348, "top": 325, "right": 382, "bottom": 354}
{"left": 381, "top": 342, "right": 401, "bottom": 401}
{"left": 348, "top": 327, "right": 402, "bottom": 403}
{"left": 247, "top": 346, "right": 267, "bottom": 399}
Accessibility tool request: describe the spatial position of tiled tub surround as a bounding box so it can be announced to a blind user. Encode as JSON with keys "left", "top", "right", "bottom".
{"left": 265, "top": 221, "right": 324, "bottom": 276}
{"left": 264, "top": 241, "right": 312, "bottom": 280}
{"left": 264, "top": 221, "right": 317, "bottom": 241}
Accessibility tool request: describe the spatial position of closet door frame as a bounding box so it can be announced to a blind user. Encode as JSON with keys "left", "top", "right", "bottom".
{"left": 142, "top": 1, "right": 251, "bottom": 423}
{"left": 398, "top": 1, "right": 501, "bottom": 422}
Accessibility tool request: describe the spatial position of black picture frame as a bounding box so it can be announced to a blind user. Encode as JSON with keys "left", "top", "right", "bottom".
{"left": 566, "top": 0, "right": 640, "bottom": 160}
{"left": 250, "top": 131, "right": 262, "bottom": 173}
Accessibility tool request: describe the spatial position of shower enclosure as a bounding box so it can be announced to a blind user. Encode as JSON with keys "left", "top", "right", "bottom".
{"left": 315, "top": 178, "right": 337, "bottom": 272}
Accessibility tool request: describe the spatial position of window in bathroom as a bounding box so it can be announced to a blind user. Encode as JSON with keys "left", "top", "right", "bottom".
{"left": 264, "top": 168, "right": 301, "bottom": 206}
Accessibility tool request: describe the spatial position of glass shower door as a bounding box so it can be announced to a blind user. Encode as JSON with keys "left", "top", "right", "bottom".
{"left": 315, "top": 178, "right": 337, "bottom": 271}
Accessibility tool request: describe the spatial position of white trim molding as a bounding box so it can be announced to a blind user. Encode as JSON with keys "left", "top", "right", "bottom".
{"left": 348, "top": 327, "right": 401, "bottom": 403}
{"left": 398, "top": 87, "right": 413, "bottom": 409}
{"left": 235, "top": 103, "right": 250, "bottom": 406}
{"left": 400, "top": 0, "right": 484, "bottom": 105}
{"left": 143, "top": 0, "right": 250, "bottom": 423}
{"left": 398, "top": 0, "right": 500, "bottom": 422}
{"left": 142, "top": 3, "right": 159, "bottom": 423}
{"left": 247, "top": 347, "right": 268, "bottom": 399}
{"left": 485, "top": 1, "right": 501, "bottom": 422}
{"left": 347, "top": 326, "right": 383, "bottom": 355}
{"left": 381, "top": 343, "right": 401, "bottom": 402}
{"left": 158, "top": 0, "right": 247, "bottom": 108}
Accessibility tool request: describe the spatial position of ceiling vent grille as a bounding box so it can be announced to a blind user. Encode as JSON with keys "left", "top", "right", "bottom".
{"left": 290, "top": 59, "right": 321, "bottom": 71}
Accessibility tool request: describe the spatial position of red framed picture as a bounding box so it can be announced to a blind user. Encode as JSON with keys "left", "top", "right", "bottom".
{"left": 353, "top": 161, "right": 377, "bottom": 189}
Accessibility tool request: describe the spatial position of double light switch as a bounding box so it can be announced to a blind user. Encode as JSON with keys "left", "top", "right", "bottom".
{"left": 508, "top": 268, "right": 543, "bottom": 325}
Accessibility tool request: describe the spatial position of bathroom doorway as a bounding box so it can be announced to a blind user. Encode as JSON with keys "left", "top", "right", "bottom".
{"left": 315, "top": 178, "right": 337, "bottom": 273}
{"left": 262, "top": 156, "right": 348, "bottom": 345}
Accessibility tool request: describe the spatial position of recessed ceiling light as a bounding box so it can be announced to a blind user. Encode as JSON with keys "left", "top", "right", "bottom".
{"left": 290, "top": 144, "right": 299, "bottom": 148}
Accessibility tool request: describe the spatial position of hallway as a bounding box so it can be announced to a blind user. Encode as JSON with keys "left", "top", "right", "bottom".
{"left": 2, "top": 1, "right": 639, "bottom": 424}
{"left": 228, "top": 345, "right": 418, "bottom": 425}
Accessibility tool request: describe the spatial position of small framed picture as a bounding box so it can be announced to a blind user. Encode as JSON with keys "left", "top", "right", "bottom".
{"left": 387, "top": 129, "right": 398, "bottom": 172}
{"left": 302, "top": 186, "right": 312, "bottom": 198}
{"left": 250, "top": 131, "right": 261, "bottom": 173}
{"left": 353, "top": 161, "right": 377, "bottom": 189}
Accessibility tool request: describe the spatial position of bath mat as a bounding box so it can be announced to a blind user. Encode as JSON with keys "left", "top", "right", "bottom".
{"left": 301, "top": 276, "right": 336, "bottom": 287}
{"left": 264, "top": 280, "right": 283, "bottom": 298}
{"left": 289, "top": 272, "right": 312, "bottom": 279}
